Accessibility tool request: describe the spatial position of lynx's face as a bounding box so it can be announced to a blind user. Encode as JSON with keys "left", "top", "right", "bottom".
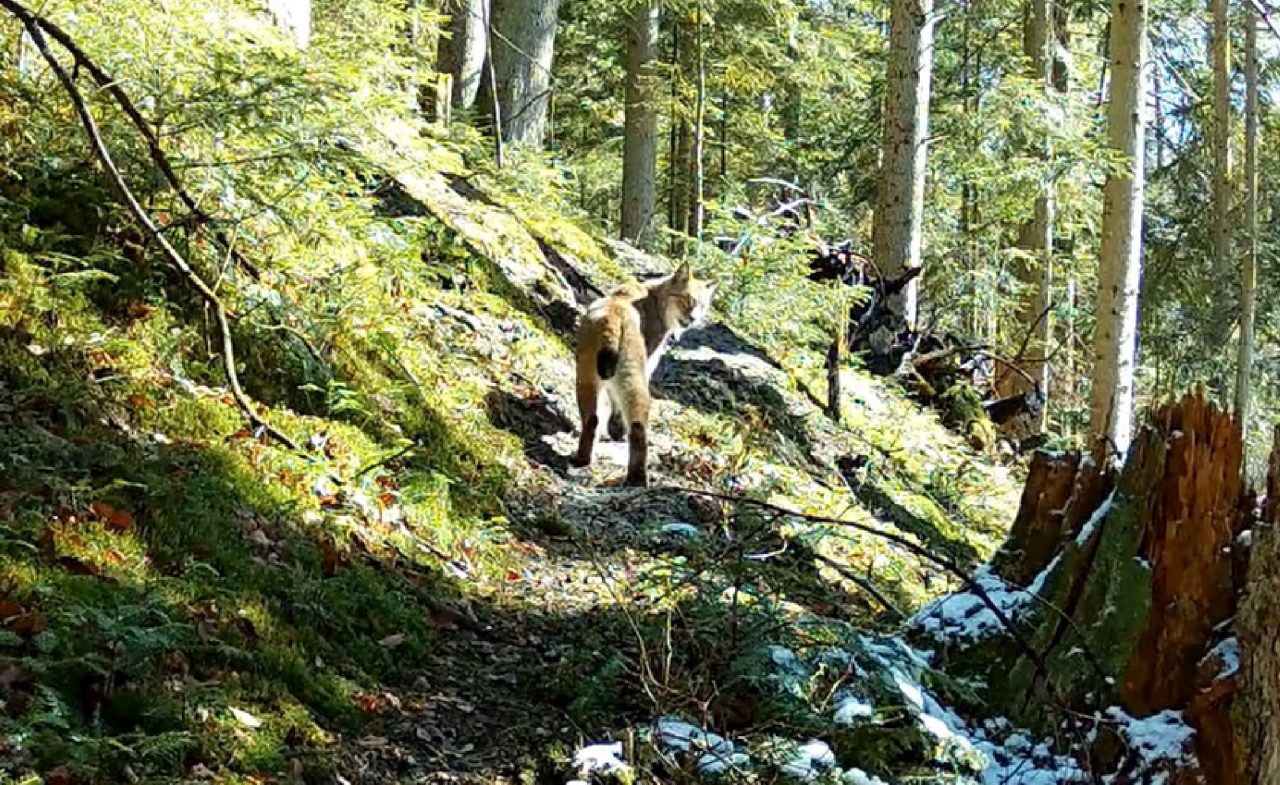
{"left": 665, "top": 274, "right": 716, "bottom": 330}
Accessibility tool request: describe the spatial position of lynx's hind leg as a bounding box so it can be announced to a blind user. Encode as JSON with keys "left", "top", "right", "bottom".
{"left": 574, "top": 377, "right": 600, "bottom": 468}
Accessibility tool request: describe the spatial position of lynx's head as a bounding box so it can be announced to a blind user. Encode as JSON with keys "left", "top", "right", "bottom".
{"left": 659, "top": 262, "right": 716, "bottom": 332}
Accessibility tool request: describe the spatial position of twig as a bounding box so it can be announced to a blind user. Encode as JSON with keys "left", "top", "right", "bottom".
{"left": 4, "top": 0, "right": 298, "bottom": 451}
{"left": 809, "top": 550, "right": 906, "bottom": 620}
{"left": 353, "top": 443, "right": 417, "bottom": 479}
{"left": 1009, "top": 303, "right": 1054, "bottom": 366}
{"left": 649, "top": 485, "right": 1067, "bottom": 703}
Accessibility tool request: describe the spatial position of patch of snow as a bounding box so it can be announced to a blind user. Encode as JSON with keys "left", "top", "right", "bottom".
{"left": 574, "top": 742, "right": 630, "bottom": 775}
{"left": 912, "top": 558, "right": 1058, "bottom": 643}
{"left": 1203, "top": 637, "right": 1240, "bottom": 679}
{"left": 1104, "top": 708, "right": 1195, "bottom": 767}
{"left": 696, "top": 750, "right": 751, "bottom": 777}
{"left": 659, "top": 522, "right": 703, "bottom": 538}
{"left": 840, "top": 769, "right": 889, "bottom": 785}
{"left": 919, "top": 713, "right": 953, "bottom": 742}
{"left": 1076, "top": 493, "right": 1115, "bottom": 545}
{"left": 1238, "top": 529, "right": 1254, "bottom": 547}
{"left": 779, "top": 739, "right": 837, "bottom": 781}
{"left": 970, "top": 720, "right": 1089, "bottom": 784}
{"left": 653, "top": 717, "right": 749, "bottom": 778}
{"left": 892, "top": 668, "right": 925, "bottom": 712}
{"left": 654, "top": 717, "right": 734, "bottom": 756}
{"left": 832, "top": 692, "right": 874, "bottom": 724}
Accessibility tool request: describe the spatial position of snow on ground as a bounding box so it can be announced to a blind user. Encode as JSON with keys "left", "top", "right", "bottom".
{"left": 911, "top": 555, "right": 1060, "bottom": 643}
{"left": 568, "top": 629, "right": 1198, "bottom": 785}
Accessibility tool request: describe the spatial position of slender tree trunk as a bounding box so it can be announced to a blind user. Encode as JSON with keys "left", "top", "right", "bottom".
{"left": 1235, "top": 10, "right": 1259, "bottom": 469}
{"left": 1064, "top": 275, "right": 1078, "bottom": 436}
{"left": 1206, "top": 0, "right": 1233, "bottom": 377}
{"left": 1089, "top": 0, "right": 1147, "bottom": 458}
{"left": 1211, "top": 0, "right": 1232, "bottom": 294}
{"left": 1153, "top": 67, "right": 1165, "bottom": 170}
{"left": 621, "top": 1, "right": 661, "bottom": 250}
{"left": 484, "top": 0, "right": 561, "bottom": 149}
{"left": 267, "top": 0, "right": 310, "bottom": 49}
{"left": 872, "top": 0, "right": 935, "bottom": 337}
{"left": 689, "top": 0, "right": 707, "bottom": 248}
{"left": 485, "top": 0, "right": 505, "bottom": 168}
{"left": 1012, "top": 0, "right": 1056, "bottom": 431}
{"left": 437, "top": 0, "right": 490, "bottom": 111}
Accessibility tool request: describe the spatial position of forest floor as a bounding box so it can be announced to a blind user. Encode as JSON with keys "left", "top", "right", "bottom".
{"left": 0, "top": 118, "right": 1027, "bottom": 785}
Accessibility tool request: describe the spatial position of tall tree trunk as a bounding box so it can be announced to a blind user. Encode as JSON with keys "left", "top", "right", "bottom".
{"left": 1089, "top": 0, "right": 1147, "bottom": 458}
{"left": 688, "top": 0, "right": 707, "bottom": 248}
{"left": 1235, "top": 10, "right": 1259, "bottom": 469}
{"left": 267, "top": 0, "right": 311, "bottom": 49}
{"left": 437, "top": 0, "right": 490, "bottom": 111}
{"left": 1211, "top": 0, "right": 1232, "bottom": 295}
{"left": 1012, "top": 0, "right": 1055, "bottom": 432}
{"left": 872, "top": 0, "right": 935, "bottom": 339}
{"left": 484, "top": 0, "right": 561, "bottom": 149}
{"left": 621, "top": 1, "right": 661, "bottom": 250}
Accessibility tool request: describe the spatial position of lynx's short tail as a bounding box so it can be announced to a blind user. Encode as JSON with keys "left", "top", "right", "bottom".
{"left": 595, "top": 318, "right": 624, "bottom": 380}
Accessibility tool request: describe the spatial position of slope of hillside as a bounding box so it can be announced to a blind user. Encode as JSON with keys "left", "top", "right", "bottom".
{"left": 0, "top": 7, "right": 1028, "bottom": 783}
{"left": 0, "top": 120, "right": 1024, "bottom": 785}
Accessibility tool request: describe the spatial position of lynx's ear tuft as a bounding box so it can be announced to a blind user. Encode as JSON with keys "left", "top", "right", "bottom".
{"left": 671, "top": 261, "right": 691, "bottom": 287}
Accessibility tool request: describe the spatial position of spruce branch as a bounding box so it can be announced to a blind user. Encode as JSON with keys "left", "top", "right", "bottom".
{"left": 2, "top": 0, "right": 298, "bottom": 450}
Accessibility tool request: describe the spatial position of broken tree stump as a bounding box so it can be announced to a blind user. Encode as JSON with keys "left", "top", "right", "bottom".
{"left": 916, "top": 391, "right": 1260, "bottom": 783}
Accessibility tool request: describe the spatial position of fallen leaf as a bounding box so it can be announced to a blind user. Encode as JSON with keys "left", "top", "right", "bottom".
{"left": 230, "top": 707, "right": 263, "bottom": 729}
{"left": 126, "top": 300, "right": 155, "bottom": 320}
{"left": 90, "top": 501, "right": 135, "bottom": 531}
{"left": 9, "top": 611, "right": 44, "bottom": 638}
{"left": 127, "top": 393, "right": 155, "bottom": 409}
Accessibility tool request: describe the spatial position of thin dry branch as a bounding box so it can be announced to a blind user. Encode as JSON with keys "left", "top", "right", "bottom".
{"left": 650, "top": 485, "right": 1068, "bottom": 705}
{"left": 4, "top": 0, "right": 297, "bottom": 450}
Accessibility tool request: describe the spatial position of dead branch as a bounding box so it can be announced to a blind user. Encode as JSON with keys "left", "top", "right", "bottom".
{"left": 4, "top": 0, "right": 297, "bottom": 450}
{"left": 809, "top": 550, "right": 906, "bottom": 620}
{"left": 651, "top": 485, "right": 1067, "bottom": 704}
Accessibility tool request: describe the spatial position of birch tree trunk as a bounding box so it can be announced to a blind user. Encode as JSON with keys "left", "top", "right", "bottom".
{"left": 437, "top": 0, "right": 490, "bottom": 111}
{"left": 1235, "top": 11, "right": 1259, "bottom": 464}
{"left": 1211, "top": 0, "right": 1232, "bottom": 292}
{"left": 621, "top": 1, "right": 661, "bottom": 250}
{"left": 872, "top": 0, "right": 935, "bottom": 336}
{"left": 267, "top": 0, "right": 310, "bottom": 49}
{"left": 1089, "top": 0, "right": 1147, "bottom": 458}
{"left": 1012, "top": 0, "right": 1055, "bottom": 431}
{"left": 485, "top": 0, "right": 561, "bottom": 149}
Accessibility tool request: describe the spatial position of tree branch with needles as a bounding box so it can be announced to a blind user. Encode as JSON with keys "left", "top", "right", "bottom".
{"left": 2, "top": 0, "right": 297, "bottom": 450}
